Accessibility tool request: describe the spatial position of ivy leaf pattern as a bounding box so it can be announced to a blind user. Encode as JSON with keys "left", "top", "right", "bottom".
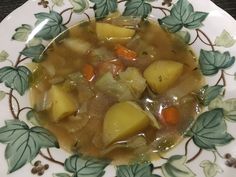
{"left": 200, "top": 160, "right": 223, "bottom": 177}
{"left": 123, "top": 0, "right": 152, "bottom": 18}
{"left": 26, "top": 110, "right": 40, "bottom": 126}
{"left": 52, "top": 0, "right": 64, "bottom": 7}
{"left": 199, "top": 50, "right": 235, "bottom": 76}
{"left": 185, "top": 108, "right": 234, "bottom": 150}
{"left": 197, "top": 85, "right": 224, "bottom": 106}
{"left": 0, "top": 50, "right": 9, "bottom": 62}
{"left": 0, "top": 90, "right": 6, "bottom": 101}
{"left": 116, "top": 163, "right": 160, "bottom": 177}
{"left": 90, "top": 0, "right": 117, "bottom": 19}
{"left": 215, "top": 30, "right": 236, "bottom": 48}
{"left": 176, "top": 31, "right": 191, "bottom": 44}
{"left": 21, "top": 44, "right": 45, "bottom": 62}
{"left": 0, "top": 120, "right": 59, "bottom": 173}
{"left": 12, "top": 24, "right": 32, "bottom": 42}
{"left": 69, "top": 0, "right": 89, "bottom": 13}
{"left": 0, "top": 0, "right": 236, "bottom": 177}
{"left": 53, "top": 173, "right": 71, "bottom": 177}
{"left": 12, "top": 24, "right": 41, "bottom": 46}
{"left": 159, "top": 0, "right": 208, "bottom": 32}
{"left": 27, "top": 38, "right": 43, "bottom": 47}
{"left": 161, "top": 155, "right": 196, "bottom": 177}
{"left": 209, "top": 96, "right": 236, "bottom": 122}
{"left": 34, "top": 11, "right": 67, "bottom": 40}
{"left": 0, "top": 66, "right": 31, "bottom": 95}
{"left": 64, "top": 154, "right": 109, "bottom": 177}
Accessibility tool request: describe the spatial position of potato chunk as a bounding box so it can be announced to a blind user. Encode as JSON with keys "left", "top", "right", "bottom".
{"left": 96, "top": 23, "right": 135, "bottom": 40}
{"left": 143, "top": 60, "right": 183, "bottom": 93}
{"left": 50, "top": 85, "right": 77, "bottom": 122}
{"left": 103, "top": 101, "right": 149, "bottom": 145}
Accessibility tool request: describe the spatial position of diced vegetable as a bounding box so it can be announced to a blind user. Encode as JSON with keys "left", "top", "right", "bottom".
{"left": 143, "top": 60, "right": 183, "bottom": 93}
{"left": 119, "top": 67, "right": 146, "bottom": 99}
{"left": 103, "top": 101, "right": 150, "bottom": 145}
{"left": 30, "top": 89, "right": 52, "bottom": 112}
{"left": 115, "top": 44, "right": 137, "bottom": 61}
{"left": 95, "top": 72, "right": 133, "bottom": 101}
{"left": 64, "top": 38, "right": 91, "bottom": 54}
{"left": 97, "top": 59, "right": 125, "bottom": 76}
{"left": 82, "top": 64, "right": 95, "bottom": 81}
{"left": 58, "top": 113, "right": 89, "bottom": 133}
{"left": 145, "top": 110, "right": 160, "bottom": 129}
{"left": 66, "top": 72, "right": 94, "bottom": 103}
{"left": 50, "top": 85, "right": 77, "bottom": 122}
{"left": 96, "top": 23, "right": 135, "bottom": 40}
{"left": 161, "top": 106, "right": 180, "bottom": 125}
{"left": 91, "top": 47, "right": 114, "bottom": 62}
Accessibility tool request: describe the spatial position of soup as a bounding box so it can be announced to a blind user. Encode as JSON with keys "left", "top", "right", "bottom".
{"left": 29, "top": 15, "right": 205, "bottom": 164}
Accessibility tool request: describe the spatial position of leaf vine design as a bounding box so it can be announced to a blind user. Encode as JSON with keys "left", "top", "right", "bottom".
{"left": 0, "top": 0, "right": 235, "bottom": 176}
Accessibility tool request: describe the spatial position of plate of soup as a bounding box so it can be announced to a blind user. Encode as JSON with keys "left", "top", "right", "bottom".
{"left": 0, "top": 0, "right": 236, "bottom": 176}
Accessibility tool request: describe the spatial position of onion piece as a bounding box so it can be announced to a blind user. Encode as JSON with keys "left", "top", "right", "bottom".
{"left": 34, "top": 91, "right": 52, "bottom": 111}
{"left": 101, "top": 135, "right": 147, "bottom": 155}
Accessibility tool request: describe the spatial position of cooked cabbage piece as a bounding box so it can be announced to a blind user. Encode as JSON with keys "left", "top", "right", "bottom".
{"left": 95, "top": 72, "right": 133, "bottom": 101}
{"left": 144, "top": 60, "right": 183, "bottom": 93}
{"left": 103, "top": 101, "right": 150, "bottom": 145}
{"left": 119, "top": 67, "right": 146, "bottom": 99}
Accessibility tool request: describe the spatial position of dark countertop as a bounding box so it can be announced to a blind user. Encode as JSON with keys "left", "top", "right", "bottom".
{"left": 0, "top": 0, "right": 236, "bottom": 22}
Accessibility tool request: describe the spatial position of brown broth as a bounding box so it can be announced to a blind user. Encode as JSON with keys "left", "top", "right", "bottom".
{"left": 29, "top": 18, "right": 205, "bottom": 164}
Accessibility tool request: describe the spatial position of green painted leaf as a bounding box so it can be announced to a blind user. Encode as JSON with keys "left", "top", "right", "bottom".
{"left": 90, "top": 0, "right": 117, "bottom": 19}
{"left": 26, "top": 110, "right": 40, "bottom": 126}
{"left": 209, "top": 96, "right": 236, "bottom": 122}
{"left": 69, "top": 0, "right": 89, "bottom": 13}
{"left": 27, "top": 38, "right": 43, "bottom": 47}
{"left": 12, "top": 24, "right": 32, "bottom": 42}
{"left": 184, "top": 12, "right": 208, "bottom": 29}
{"left": 200, "top": 160, "right": 223, "bottom": 177}
{"left": 186, "top": 108, "right": 234, "bottom": 150}
{"left": 52, "top": 0, "right": 64, "bottom": 6}
{"left": 0, "top": 90, "right": 6, "bottom": 101}
{"left": 123, "top": 0, "right": 152, "bottom": 18}
{"left": 161, "top": 155, "right": 195, "bottom": 177}
{"left": 199, "top": 50, "right": 235, "bottom": 76}
{"left": 117, "top": 163, "right": 160, "bottom": 177}
{"left": 0, "top": 50, "right": 9, "bottom": 62}
{"left": 35, "top": 11, "right": 67, "bottom": 40}
{"left": 176, "top": 31, "right": 191, "bottom": 44}
{"left": 53, "top": 173, "right": 71, "bottom": 177}
{"left": 197, "top": 85, "right": 224, "bottom": 106}
{"left": 0, "top": 120, "right": 59, "bottom": 173}
{"left": 159, "top": 0, "right": 208, "bottom": 32}
{"left": 0, "top": 66, "right": 31, "bottom": 95}
{"left": 64, "top": 154, "right": 109, "bottom": 177}
{"left": 215, "top": 30, "right": 236, "bottom": 48}
{"left": 21, "top": 44, "right": 45, "bottom": 62}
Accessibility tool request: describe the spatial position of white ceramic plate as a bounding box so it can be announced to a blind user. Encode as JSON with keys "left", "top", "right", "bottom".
{"left": 0, "top": 0, "right": 236, "bottom": 176}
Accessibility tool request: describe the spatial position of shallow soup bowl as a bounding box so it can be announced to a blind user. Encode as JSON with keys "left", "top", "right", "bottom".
{"left": 0, "top": 0, "right": 236, "bottom": 176}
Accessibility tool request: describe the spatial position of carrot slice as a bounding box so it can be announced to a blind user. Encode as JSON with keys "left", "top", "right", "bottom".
{"left": 161, "top": 106, "right": 180, "bottom": 125}
{"left": 83, "top": 64, "right": 95, "bottom": 81}
{"left": 115, "top": 44, "right": 137, "bottom": 61}
{"left": 97, "top": 59, "right": 125, "bottom": 76}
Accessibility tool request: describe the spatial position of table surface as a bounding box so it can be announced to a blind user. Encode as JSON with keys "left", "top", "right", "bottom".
{"left": 0, "top": 0, "right": 236, "bottom": 22}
